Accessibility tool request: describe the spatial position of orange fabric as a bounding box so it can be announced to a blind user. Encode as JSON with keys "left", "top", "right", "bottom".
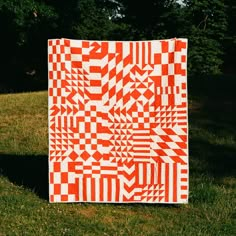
{"left": 48, "top": 38, "right": 188, "bottom": 203}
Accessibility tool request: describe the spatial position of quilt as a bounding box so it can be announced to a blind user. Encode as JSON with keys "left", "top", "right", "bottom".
{"left": 48, "top": 38, "right": 188, "bottom": 203}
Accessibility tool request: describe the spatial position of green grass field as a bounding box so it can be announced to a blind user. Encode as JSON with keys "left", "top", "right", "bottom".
{"left": 0, "top": 79, "right": 236, "bottom": 235}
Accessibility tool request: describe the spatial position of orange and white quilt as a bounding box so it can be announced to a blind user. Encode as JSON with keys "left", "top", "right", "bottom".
{"left": 48, "top": 38, "right": 188, "bottom": 203}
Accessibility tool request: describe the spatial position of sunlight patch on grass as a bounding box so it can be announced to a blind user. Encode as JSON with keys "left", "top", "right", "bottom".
{"left": 0, "top": 91, "right": 48, "bottom": 155}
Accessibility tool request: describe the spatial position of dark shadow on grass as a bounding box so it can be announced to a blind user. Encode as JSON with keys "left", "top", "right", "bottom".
{"left": 188, "top": 75, "right": 236, "bottom": 179}
{"left": 189, "top": 138, "right": 236, "bottom": 178}
{"left": 0, "top": 154, "right": 48, "bottom": 200}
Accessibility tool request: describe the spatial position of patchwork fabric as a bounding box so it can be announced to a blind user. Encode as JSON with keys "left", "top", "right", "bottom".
{"left": 48, "top": 38, "right": 188, "bottom": 203}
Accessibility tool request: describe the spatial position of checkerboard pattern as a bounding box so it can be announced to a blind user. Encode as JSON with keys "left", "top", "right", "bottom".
{"left": 48, "top": 38, "right": 188, "bottom": 203}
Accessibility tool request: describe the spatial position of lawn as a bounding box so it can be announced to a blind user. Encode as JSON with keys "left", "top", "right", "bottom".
{"left": 0, "top": 78, "right": 235, "bottom": 235}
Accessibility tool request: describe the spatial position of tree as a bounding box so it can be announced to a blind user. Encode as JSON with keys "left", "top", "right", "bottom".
{"left": 0, "top": 0, "right": 233, "bottom": 92}
{"left": 114, "top": 0, "right": 184, "bottom": 40}
{"left": 223, "top": 0, "right": 236, "bottom": 74}
{"left": 183, "top": 0, "right": 227, "bottom": 76}
{"left": 0, "top": 0, "right": 58, "bottom": 91}
{"left": 73, "top": 0, "right": 114, "bottom": 40}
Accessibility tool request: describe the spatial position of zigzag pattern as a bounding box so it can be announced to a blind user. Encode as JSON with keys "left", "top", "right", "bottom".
{"left": 48, "top": 38, "right": 188, "bottom": 203}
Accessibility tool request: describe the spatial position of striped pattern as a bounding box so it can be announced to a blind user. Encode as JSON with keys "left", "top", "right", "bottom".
{"left": 48, "top": 38, "right": 188, "bottom": 203}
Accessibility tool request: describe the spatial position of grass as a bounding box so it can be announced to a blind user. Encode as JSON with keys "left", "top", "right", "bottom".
{"left": 0, "top": 79, "right": 236, "bottom": 235}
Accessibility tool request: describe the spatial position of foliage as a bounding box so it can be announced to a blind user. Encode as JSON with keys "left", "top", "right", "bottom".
{"left": 183, "top": 0, "right": 228, "bottom": 76}
{"left": 0, "top": 0, "right": 57, "bottom": 45}
{"left": 73, "top": 0, "right": 115, "bottom": 40}
{"left": 0, "top": 0, "right": 58, "bottom": 91}
{"left": 223, "top": 0, "right": 236, "bottom": 74}
{"left": 114, "top": 0, "right": 183, "bottom": 40}
{"left": 0, "top": 0, "right": 235, "bottom": 92}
